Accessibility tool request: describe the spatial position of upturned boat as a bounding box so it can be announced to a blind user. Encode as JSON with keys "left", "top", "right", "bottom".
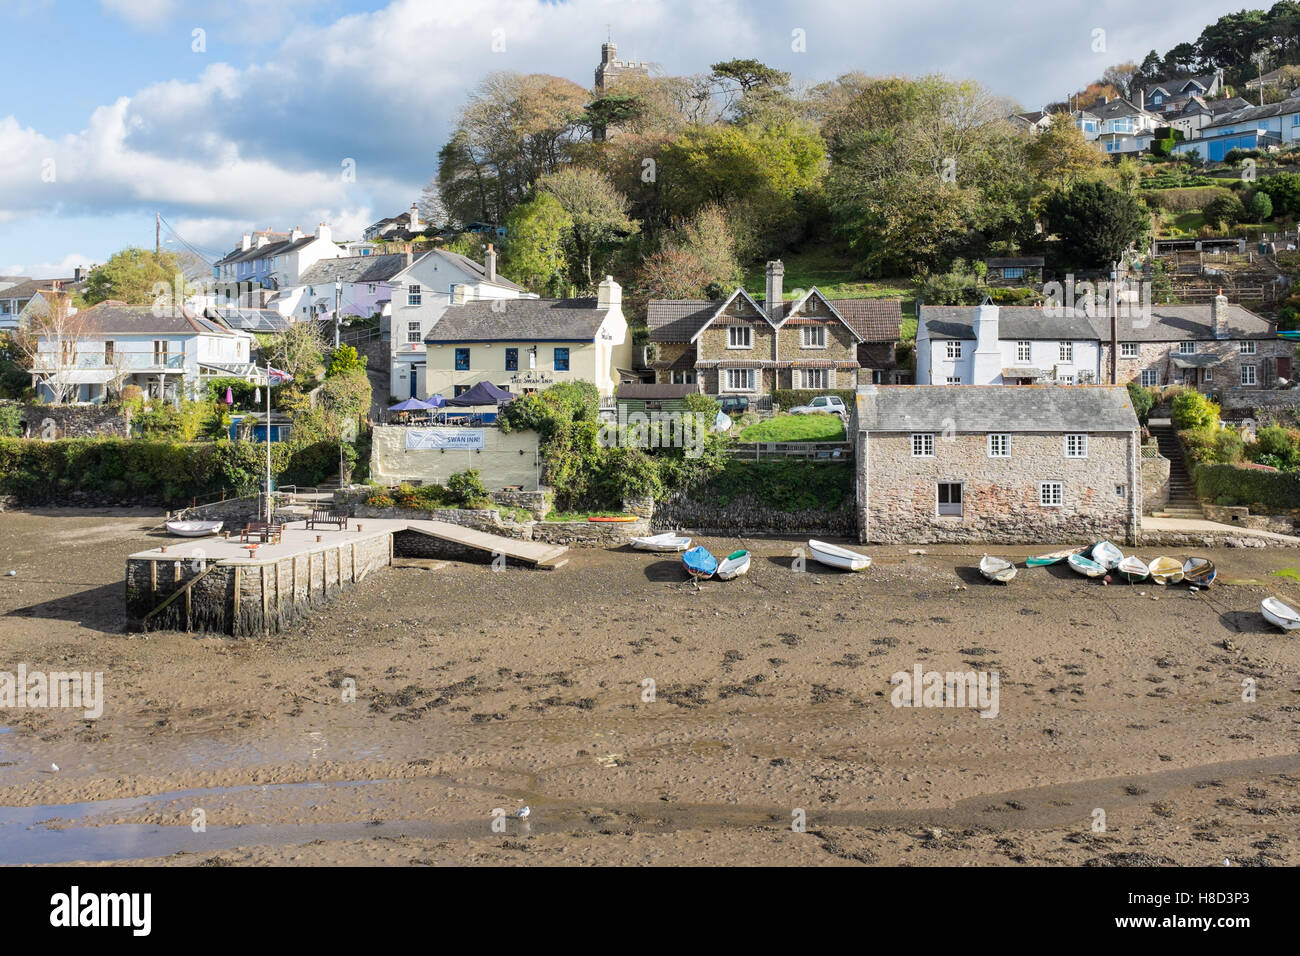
{"left": 165, "top": 520, "right": 223, "bottom": 537}
{"left": 1090, "top": 541, "right": 1124, "bottom": 570}
{"left": 1117, "top": 556, "right": 1150, "bottom": 583}
{"left": 979, "top": 555, "right": 1017, "bottom": 584}
{"left": 716, "top": 550, "right": 751, "bottom": 581}
{"left": 1262, "top": 597, "right": 1300, "bottom": 631}
{"left": 808, "top": 540, "right": 872, "bottom": 572}
{"left": 1148, "top": 556, "right": 1184, "bottom": 585}
{"left": 631, "top": 532, "right": 691, "bottom": 552}
{"left": 1026, "top": 546, "right": 1084, "bottom": 567}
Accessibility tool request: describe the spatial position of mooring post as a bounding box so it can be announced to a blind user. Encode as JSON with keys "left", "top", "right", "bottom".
{"left": 232, "top": 565, "right": 240, "bottom": 637}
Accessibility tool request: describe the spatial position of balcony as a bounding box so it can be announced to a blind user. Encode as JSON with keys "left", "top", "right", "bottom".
{"left": 33, "top": 352, "right": 187, "bottom": 373}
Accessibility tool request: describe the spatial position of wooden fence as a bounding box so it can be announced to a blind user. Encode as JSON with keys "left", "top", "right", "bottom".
{"left": 724, "top": 441, "right": 853, "bottom": 462}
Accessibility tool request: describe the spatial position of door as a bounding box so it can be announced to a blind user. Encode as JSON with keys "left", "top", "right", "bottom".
{"left": 1279, "top": 356, "right": 1292, "bottom": 382}
{"left": 410, "top": 367, "right": 418, "bottom": 398}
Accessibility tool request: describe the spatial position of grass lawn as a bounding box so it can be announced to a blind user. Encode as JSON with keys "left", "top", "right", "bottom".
{"left": 544, "top": 509, "right": 633, "bottom": 522}
{"left": 739, "top": 414, "right": 845, "bottom": 443}
{"left": 742, "top": 247, "right": 914, "bottom": 306}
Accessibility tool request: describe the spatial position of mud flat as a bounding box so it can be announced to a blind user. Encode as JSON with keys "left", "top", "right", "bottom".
{"left": 2, "top": 509, "right": 1298, "bottom": 866}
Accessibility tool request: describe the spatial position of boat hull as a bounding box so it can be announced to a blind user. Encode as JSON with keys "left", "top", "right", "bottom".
{"left": 1148, "top": 557, "right": 1184, "bottom": 585}
{"left": 1182, "top": 557, "right": 1217, "bottom": 586}
{"left": 632, "top": 534, "right": 691, "bottom": 552}
{"left": 165, "top": 520, "right": 223, "bottom": 537}
{"left": 808, "top": 539, "right": 871, "bottom": 572}
{"left": 979, "top": 556, "right": 1017, "bottom": 583}
{"left": 1067, "top": 554, "right": 1106, "bottom": 578}
{"left": 716, "top": 550, "right": 751, "bottom": 581}
{"left": 1090, "top": 541, "right": 1124, "bottom": 570}
{"left": 1117, "top": 557, "right": 1149, "bottom": 582}
{"left": 1262, "top": 598, "right": 1300, "bottom": 631}
{"left": 682, "top": 546, "right": 718, "bottom": 580}
{"left": 1026, "top": 547, "right": 1083, "bottom": 567}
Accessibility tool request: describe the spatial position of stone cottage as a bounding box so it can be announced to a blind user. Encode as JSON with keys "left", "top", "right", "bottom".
{"left": 855, "top": 385, "right": 1142, "bottom": 545}
{"left": 647, "top": 261, "right": 904, "bottom": 399}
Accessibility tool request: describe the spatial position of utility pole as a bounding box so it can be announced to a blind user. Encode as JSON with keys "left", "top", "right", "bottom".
{"left": 1109, "top": 260, "right": 1119, "bottom": 385}
{"left": 155, "top": 212, "right": 161, "bottom": 256}
{"left": 334, "top": 276, "right": 342, "bottom": 348}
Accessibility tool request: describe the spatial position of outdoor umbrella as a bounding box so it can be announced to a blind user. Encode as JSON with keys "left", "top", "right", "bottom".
{"left": 424, "top": 393, "right": 447, "bottom": 408}
{"left": 224, "top": 386, "right": 234, "bottom": 406}
{"left": 445, "top": 381, "right": 515, "bottom": 406}
{"left": 388, "top": 397, "right": 434, "bottom": 413}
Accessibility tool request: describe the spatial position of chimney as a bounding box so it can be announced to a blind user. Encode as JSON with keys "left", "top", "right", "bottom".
{"left": 1137, "top": 89, "right": 1144, "bottom": 111}
{"left": 971, "top": 299, "right": 1003, "bottom": 384}
{"left": 765, "top": 260, "right": 784, "bottom": 321}
{"left": 597, "top": 275, "right": 622, "bottom": 311}
{"left": 451, "top": 284, "right": 468, "bottom": 305}
{"left": 241, "top": 233, "right": 252, "bottom": 251}
{"left": 291, "top": 225, "right": 304, "bottom": 241}
{"left": 1212, "top": 288, "right": 1229, "bottom": 339}
{"left": 316, "top": 222, "right": 331, "bottom": 242}
{"left": 73, "top": 267, "right": 83, "bottom": 282}
{"left": 403, "top": 242, "right": 412, "bottom": 268}
{"left": 256, "top": 234, "right": 270, "bottom": 248}
{"left": 409, "top": 203, "right": 420, "bottom": 233}
{"left": 485, "top": 243, "right": 497, "bottom": 282}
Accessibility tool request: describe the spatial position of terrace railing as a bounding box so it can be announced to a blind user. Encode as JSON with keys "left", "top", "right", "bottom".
{"left": 725, "top": 441, "right": 854, "bottom": 462}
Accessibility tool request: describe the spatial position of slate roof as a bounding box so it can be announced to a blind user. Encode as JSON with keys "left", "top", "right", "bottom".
{"left": 418, "top": 249, "right": 527, "bottom": 292}
{"left": 855, "top": 385, "right": 1139, "bottom": 433}
{"left": 215, "top": 233, "right": 321, "bottom": 266}
{"left": 298, "top": 253, "right": 410, "bottom": 287}
{"left": 0, "top": 277, "right": 78, "bottom": 301}
{"left": 1201, "top": 95, "right": 1300, "bottom": 133}
{"left": 1143, "top": 73, "right": 1218, "bottom": 101}
{"left": 74, "top": 301, "right": 235, "bottom": 336}
{"left": 919, "top": 303, "right": 1275, "bottom": 342}
{"left": 647, "top": 296, "right": 903, "bottom": 343}
{"left": 424, "top": 298, "right": 609, "bottom": 343}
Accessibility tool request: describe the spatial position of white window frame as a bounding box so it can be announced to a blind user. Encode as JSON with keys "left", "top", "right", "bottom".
{"left": 723, "top": 368, "right": 756, "bottom": 391}
{"left": 1016, "top": 341, "right": 1031, "bottom": 364}
{"left": 1119, "top": 343, "right": 1139, "bottom": 359}
{"left": 945, "top": 376, "right": 961, "bottom": 385}
{"left": 1059, "top": 341, "right": 1074, "bottom": 363}
{"left": 802, "top": 368, "right": 827, "bottom": 389}
{"left": 937, "top": 482, "right": 963, "bottom": 517}
{"left": 407, "top": 284, "right": 422, "bottom": 306}
{"left": 1039, "top": 482, "right": 1063, "bottom": 507}
{"left": 406, "top": 321, "right": 421, "bottom": 344}
{"left": 911, "top": 433, "right": 935, "bottom": 458}
{"left": 1141, "top": 369, "right": 1158, "bottom": 387}
{"left": 987, "top": 433, "right": 1010, "bottom": 458}
{"left": 1064, "top": 433, "right": 1088, "bottom": 459}
{"left": 801, "top": 326, "right": 826, "bottom": 349}
{"left": 727, "top": 326, "right": 752, "bottom": 349}
{"left": 1204, "top": 367, "right": 1213, "bottom": 382}
{"left": 1178, "top": 341, "right": 1197, "bottom": 355}
{"left": 669, "top": 370, "right": 696, "bottom": 385}
{"left": 945, "top": 341, "right": 962, "bottom": 360}
{"left": 1241, "top": 364, "right": 1257, "bottom": 385}
{"left": 1239, "top": 341, "right": 1256, "bottom": 355}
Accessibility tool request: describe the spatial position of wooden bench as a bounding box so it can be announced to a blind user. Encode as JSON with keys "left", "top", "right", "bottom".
{"left": 306, "top": 509, "right": 349, "bottom": 531}
{"left": 240, "top": 521, "right": 283, "bottom": 544}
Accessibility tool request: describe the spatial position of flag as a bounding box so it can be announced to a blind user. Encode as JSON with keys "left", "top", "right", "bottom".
{"left": 267, "top": 366, "right": 293, "bottom": 385}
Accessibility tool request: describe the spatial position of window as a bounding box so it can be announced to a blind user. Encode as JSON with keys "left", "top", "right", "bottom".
{"left": 1239, "top": 341, "right": 1257, "bottom": 354}
{"left": 453, "top": 384, "right": 470, "bottom": 397}
{"left": 103, "top": 340, "right": 114, "bottom": 363}
{"left": 725, "top": 368, "right": 755, "bottom": 391}
{"left": 1003, "top": 267, "right": 1024, "bottom": 280}
{"left": 937, "top": 482, "right": 963, "bottom": 516}
{"left": 803, "top": 368, "right": 827, "bottom": 389}
{"left": 553, "top": 347, "right": 570, "bottom": 371}
{"left": 1141, "top": 369, "right": 1159, "bottom": 387}
{"left": 1178, "top": 341, "right": 1197, "bottom": 355}
{"left": 1204, "top": 368, "right": 1213, "bottom": 382}
{"left": 406, "top": 322, "right": 421, "bottom": 344}
{"left": 1241, "top": 364, "right": 1257, "bottom": 385}
{"left": 1115, "top": 485, "right": 1126, "bottom": 497}
{"left": 1016, "top": 341, "right": 1031, "bottom": 363}
{"left": 454, "top": 347, "right": 470, "bottom": 371}
{"left": 1120, "top": 343, "right": 1139, "bottom": 358}
{"left": 911, "top": 433, "right": 934, "bottom": 457}
{"left": 1039, "top": 482, "right": 1063, "bottom": 507}
{"left": 670, "top": 370, "right": 696, "bottom": 385}
{"left": 1059, "top": 341, "right": 1074, "bottom": 363}
{"left": 153, "top": 340, "right": 168, "bottom": 365}
{"left": 367, "top": 284, "right": 376, "bottom": 294}
{"left": 801, "top": 326, "right": 826, "bottom": 348}
{"left": 505, "top": 347, "right": 518, "bottom": 371}
{"left": 946, "top": 376, "right": 961, "bottom": 384}
{"left": 727, "top": 326, "right": 752, "bottom": 348}
{"left": 987, "top": 434, "right": 1010, "bottom": 457}
{"left": 1064, "top": 433, "right": 1088, "bottom": 458}
{"left": 407, "top": 284, "right": 422, "bottom": 306}
{"left": 946, "top": 341, "right": 962, "bottom": 359}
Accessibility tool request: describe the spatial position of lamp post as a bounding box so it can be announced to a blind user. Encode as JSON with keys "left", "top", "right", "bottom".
{"left": 334, "top": 276, "right": 342, "bottom": 348}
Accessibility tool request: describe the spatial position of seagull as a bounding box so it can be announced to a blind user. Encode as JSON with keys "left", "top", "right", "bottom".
{"left": 50, "top": 763, "right": 59, "bottom": 772}
{"left": 513, "top": 806, "right": 530, "bottom": 819}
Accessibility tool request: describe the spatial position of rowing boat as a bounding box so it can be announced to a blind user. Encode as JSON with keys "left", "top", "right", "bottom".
{"left": 979, "top": 555, "right": 1017, "bottom": 584}
{"left": 716, "top": 550, "right": 751, "bottom": 581}
{"left": 165, "top": 520, "right": 223, "bottom": 537}
{"left": 682, "top": 545, "right": 718, "bottom": 581}
{"left": 1026, "top": 546, "right": 1084, "bottom": 567}
{"left": 1067, "top": 553, "right": 1106, "bottom": 578}
{"left": 1148, "top": 556, "right": 1184, "bottom": 585}
{"left": 631, "top": 532, "right": 691, "bottom": 552}
{"left": 1090, "top": 540, "right": 1124, "bottom": 570}
{"left": 808, "top": 540, "right": 872, "bottom": 572}
{"left": 1262, "top": 597, "right": 1300, "bottom": 630}
{"left": 1117, "top": 555, "right": 1149, "bottom": 583}
{"left": 1182, "top": 556, "right": 1216, "bottom": 586}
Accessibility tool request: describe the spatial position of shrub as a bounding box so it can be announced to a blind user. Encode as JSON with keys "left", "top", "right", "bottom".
{"left": 1178, "top": 427, "right": 1218, "bottom": 465}
{"left": 1249, "top": 190, "right": 1274, "bottom": 221}
{"left": 1170, "top": 390, "right": 1220, "bottom": 430}
{"left": 1193, "top": 463, "right": 1300, "bottom": 512}
{"left": 447, "top": 468, "right": 490, "bottom": 504}
{"left": 1126, "top": 381, "right": 1155, "bottom": 423}
{"left": 1202, "top": 194, "right": 1246, "bottom": 227}
{"left": 693, "top": 460, "right": 853, "bottom": 511}
{"left": 1251, "top": 425, "right": 1299, "bottom": 467}
{"left": 1212, "top": 428, "right": 1245, "bottom": 464}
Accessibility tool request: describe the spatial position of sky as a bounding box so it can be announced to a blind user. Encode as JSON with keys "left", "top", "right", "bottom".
{"left": 0, "top": 0, "right": 1252, "bottom": 277}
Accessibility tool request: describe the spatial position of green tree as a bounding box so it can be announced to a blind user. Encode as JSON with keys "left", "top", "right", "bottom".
{"left": 1249, "top": 189, "right": 1274, "bottom": 220}
{"left": 632, "top": 204, "right": 743, "bottom": 300}
{"left": 537, "top": 166, "right": 639, "bottom": 289}
{"left": 83, "top": 248, "right": 188, "bottom": 306}
{"left": 1256, "top": 172, "right": 1300, "bottom": 217}
{"left": 1044, "top": 180, "right": 1148, "bottom": 268}
{"left": 500, "top": 193, "right": 572, "bottom": 294}
{"left": 1203, "top": 193, "right": 1246, "bottom": 227}
{"left": 326, "top": 343, "right": 366, "bottom": 377}
{"left": 1171, "top": 390, "right": 1221, "bottom": 430}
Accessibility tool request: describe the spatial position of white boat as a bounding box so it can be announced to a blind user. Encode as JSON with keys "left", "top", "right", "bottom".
{"left": 1262, "top": 597, "right": 1300, "bottom": 631}
{"left": 1067, "top": 553, "right": 1106, "bottom": 578}
{"left": 716, "top": 550, "right": 751, "bottom": 581}
{"left": 1117, "top": 556, "right": 1150, "bottom": 583}
{"left": 1090, "top": 541, "right": 1124, "bottom": 570}
{"left": 165, "top": 520, "right": 223, "bottom": 537}
{"left": 631, "top": 532, "right": 692, "bottom": 552}
{"left": 808, "top": 539, "right": 872, "bottom": 572}
{"left": 979, "top": 555, "right": 1017, "bottom": 584}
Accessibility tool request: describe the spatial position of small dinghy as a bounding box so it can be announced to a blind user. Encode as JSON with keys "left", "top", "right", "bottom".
{"left": 631, "top": 532, "right": 691, "bottom": 552}
{"left": 681, "top": 545, "right": 718, "bottom": 585}
{"left": 1026, "top": 546, "right": 1084, "bottom": 567}
{"left": 808, "top": 539, "right": 872, "bottom": 572}
{"left": 165, "top": 520, "right": 223, "bottom": 537}
{"left": 1067, "top": 553, "right": 1106, "bottom": 578}
{"left": 716, "top": 550, "right": 751, "bottom": 581}
{"left": 1262, "top": 597, "right": 1300, "bottom": 631}
{"left": 1148, "top": 556, "right": 1184, "bottom": 585}
{"left": 1117, "top": 556, "right": 1150, "bottom": 583}
{"left": 1090, "top": 541, "right": 1124, "bottom": 570}
{"left": 1182, "top": 556, "right": 1216, "bottom": 587}
{"left": 979, "top": 555, "right": 1017, "bottom": 584}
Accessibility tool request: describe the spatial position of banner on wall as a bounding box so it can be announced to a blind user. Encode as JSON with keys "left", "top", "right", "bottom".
{"left": 406, "top": 428, "right": 485, "bottom": 451}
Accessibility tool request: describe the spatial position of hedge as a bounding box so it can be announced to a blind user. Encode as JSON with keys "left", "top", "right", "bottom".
{"left": 771, "top": 389, "right": 856, "bottom": 411}
{"left": 690, "top": 460, "right": 853, "bottom": 512}
{"left": 1192, "top": 463, "right": 1300, "bottom": 512}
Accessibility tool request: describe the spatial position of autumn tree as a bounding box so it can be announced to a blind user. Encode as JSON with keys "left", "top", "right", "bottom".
{"left": 632, "top": 204, "right": 743, "bottom": 301}
{"left": 537, "top": 167, "right": 638, "bottom": 289}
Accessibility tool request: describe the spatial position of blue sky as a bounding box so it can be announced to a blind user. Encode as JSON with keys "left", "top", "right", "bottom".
{"left": 0, "top": 0, "right": 1249, "bottom": 276}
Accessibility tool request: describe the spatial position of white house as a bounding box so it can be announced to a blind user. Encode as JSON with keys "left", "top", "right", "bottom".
{"left": 31, "top": 301, "right": 263, "bottom": 404}
{"left": 916, "top": 303, "right": 1104, "bottom": 385}
{"left": 212, "top": 223, "right": 344, "bottom": 303}
{"left": 387, "top": 245, "right": 534, "bottom": 400}
{"left": 1073, "top": 97, "right": 1162, "bottom": 154}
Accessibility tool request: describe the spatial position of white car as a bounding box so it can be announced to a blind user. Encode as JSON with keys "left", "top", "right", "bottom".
{"left": 789, "top": 395, "right": 847, "bottom": 416}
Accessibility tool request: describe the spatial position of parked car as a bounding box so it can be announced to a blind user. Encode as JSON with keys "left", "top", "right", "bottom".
{"left": 789, "top": 395, "right": 847, "bottom": 416}
{"left": 718, "top": 395, "right": 750, "bottom": 416}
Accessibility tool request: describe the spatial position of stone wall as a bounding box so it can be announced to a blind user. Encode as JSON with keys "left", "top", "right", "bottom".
{"left": 369, "top": 424, "right": 541, "bottom": 489}
{"left": 1202, "top": 503, "right": 1297, "bottom": 534}
{"left": 490, "top": 488, "right": 552, "bottom": 519}
{"left": 1102, "top": 339, "right": 1291, "bottom": 391}
{"left": 531, "top": 517, "right": 650, "bottom": 545}
{"left": 654, "top": 492, "right": 855, "bottom": 537}
{"left": 1141, "top": 452, "right": 1170, "bottom": 513}
{"left": 2, "top": 402, "right": 131, "bottom": 439}
{"left": 859, "top": 430, "right": 1141, "bottom": 545}
{"left": 1219, "top": 389, "right": 1300, "bottom": 414}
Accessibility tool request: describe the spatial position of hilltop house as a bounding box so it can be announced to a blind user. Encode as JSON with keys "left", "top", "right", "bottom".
{"left": 854, "top": 385, "right": 1142, "bottom": 545}
{"left": 276, "top": 252, "right": 411, "bottom": 323}
{"left": 1170, "top": 95, "right": 1300, "bottom": 161}
{"left": 647, "top": 261, "right": 904, "bottom": 399}
{"left": 915, "top": 295, "right": 1287, "bottom": 390}
{"left": 212, "top": 223, "right": 343, "bottom": 303}
{"left": 1073, "top": 96, "right": 1162, "bottom": 154}
{"left": 1142, "top": 72, "right": 1224, "bottom": 116}
{"left": 31, "top": 301, "right": 262, "bottom": 404}
{"left": 1008, "top": 110, "right": 1052, "bottom": 134}
{"left": 422, "top": 276, "right": 632, "bottom": 403}
{"left": 363, "top": 204, "right": 426, "bottom": 242}
{"left": 0, "top": 275, "right": 84, "bottom": 331}
{"left": 389, "top": 245, "right": 533, "bottom": 399}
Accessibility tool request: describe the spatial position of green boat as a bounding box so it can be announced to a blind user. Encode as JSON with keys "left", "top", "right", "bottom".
{"left": 1026, "top": 546, "right": 1085, "bottom": 567}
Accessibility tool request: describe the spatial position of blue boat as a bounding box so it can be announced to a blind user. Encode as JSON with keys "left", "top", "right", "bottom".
{"left": 682, "top": 546, "right": 718, "bottom": 583}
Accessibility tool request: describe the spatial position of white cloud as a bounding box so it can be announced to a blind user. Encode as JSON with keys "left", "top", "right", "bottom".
{"left": 3, "top": 252, "right": 96, "bottom": 279}
{"left": 99, "top": 0, "right": 177, "bottom": 29}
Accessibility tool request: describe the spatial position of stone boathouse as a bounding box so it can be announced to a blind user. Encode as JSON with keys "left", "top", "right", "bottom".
{"left": 855, "top": 385, "right": 1142, "bottom": 545}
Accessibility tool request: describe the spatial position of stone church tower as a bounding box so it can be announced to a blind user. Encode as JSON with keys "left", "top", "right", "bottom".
{"left": 592, "top": 40, "right": 650, "bottom": 141}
